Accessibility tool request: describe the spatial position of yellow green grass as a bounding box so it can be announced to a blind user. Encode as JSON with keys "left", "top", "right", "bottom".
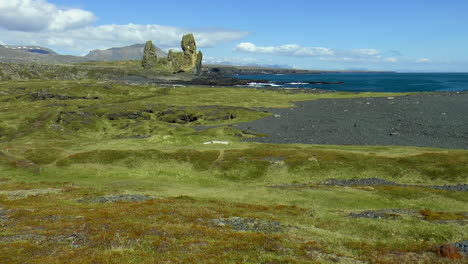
{"left": 0, "top": 80, "right": 466, "bottom": 263}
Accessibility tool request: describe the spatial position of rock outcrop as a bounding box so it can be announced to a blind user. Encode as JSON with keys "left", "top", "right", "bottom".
{"left": 142, "top": 33, "right": 203, "bottom": 75}
{"left": 141, "top": 41, "right": 158, "bottom": 69}
{"left": 167, "top": 34, "right": 203, "bottom": 75}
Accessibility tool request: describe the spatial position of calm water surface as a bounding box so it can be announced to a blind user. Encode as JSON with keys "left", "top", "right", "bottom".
{"left": 235, "top": 72, "right": 468, "bottom": 92}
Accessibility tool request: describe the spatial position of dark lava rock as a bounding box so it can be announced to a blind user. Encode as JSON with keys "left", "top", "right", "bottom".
{"left": 323, "top": 178, "right": 399, "bottom": 186}
{"left": 161, "top": 109, "right": 176, "bottom": 115}
{"left": 107, "top": 111, "right": 146, "bottom": 120}
{"left": 77, "top": 194, "right": 155, "bottom": 203}
{"left": 157, "top": 109, "right": 201, "bottom": 124}
{"left": 348, "top": 209, "right": 419, "bottom": 219}
{"left": 30, "top": 91, "right": 100, "bottom": 101}
{"left": 349, "top": 210, "right": 388, "bottom": 219}
{"left": 454, "top": 240, "right": 468, "bottom": 256}
{"left": 212, "top": 216, "right": 283, "bottom": 233}
{"left": 178, "top": 113, "right": 199, "bottom": 123}
{"left": 429, "top": 184, "right": 468, "bottom": 192}
{"left": 322, "top": 178, "right": 468, "bottom": 192}
{"left": 56, "top": 111, "right": 97, "bottom": 126}
{"left": 30, "top": 91, "right": 55, "bottom": 100}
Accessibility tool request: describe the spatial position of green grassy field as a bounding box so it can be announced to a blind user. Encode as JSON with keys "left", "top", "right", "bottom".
{"left": 0, "top": 80, "right": 466, "bottom": 263}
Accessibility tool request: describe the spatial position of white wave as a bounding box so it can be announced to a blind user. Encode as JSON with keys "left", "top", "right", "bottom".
{"left": 287, "top": 82, "right": 308, "bottom": 85}
{"left": 247, "top": 82, "right": 282, "bottom": 87}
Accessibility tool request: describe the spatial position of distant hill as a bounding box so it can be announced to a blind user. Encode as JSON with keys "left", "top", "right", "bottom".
{"left": 0, "top": 43, "right": 167, "bottom": 63}
{"left": 0, "top": 45, "right": 87, "bottom": 64}
{"left": 3, "top": 45, "right": 58, "bottom": 55}
{"left": 85, "top": 44, "right": 167, "bottom": 61}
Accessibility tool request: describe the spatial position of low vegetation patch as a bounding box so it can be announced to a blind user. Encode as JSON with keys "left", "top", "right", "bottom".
{"left": 419, "top": 209, "right": 466, "bottom": 221}
{"left": 0, "top": 80, "right": 466, "bottom": 263}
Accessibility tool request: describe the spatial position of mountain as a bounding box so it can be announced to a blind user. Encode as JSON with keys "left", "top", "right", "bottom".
{"left": 84, "top": 44, "right": 167, "bottom": 61}
{"left": 0, "top": 45, "right": 86, "bottom": 63}
{"left": 0, "top": 43, "right": 167, "bottom": 63}
{"left": 3, "top": 45, "right": 58, "bottom": 55}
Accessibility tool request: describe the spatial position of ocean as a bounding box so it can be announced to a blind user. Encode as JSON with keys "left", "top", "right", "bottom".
{"left": 235, "top": 72, "right": 468, "bottom": 92}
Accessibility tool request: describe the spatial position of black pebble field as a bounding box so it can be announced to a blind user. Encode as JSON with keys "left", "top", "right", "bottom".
{"left": 237, "top": 92, "right": 468, "bottom": 150}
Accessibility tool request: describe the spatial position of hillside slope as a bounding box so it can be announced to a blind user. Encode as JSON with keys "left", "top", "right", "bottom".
{"left": 85, "top": 43, "right": 167, "bottom": 61}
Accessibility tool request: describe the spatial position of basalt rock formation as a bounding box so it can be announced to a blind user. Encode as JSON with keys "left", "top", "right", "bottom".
{"left": 142, "top": 33, "right": 203, "bottom": 75}
{"left": 141, "top": 41, "right": 158, "bottom": 69}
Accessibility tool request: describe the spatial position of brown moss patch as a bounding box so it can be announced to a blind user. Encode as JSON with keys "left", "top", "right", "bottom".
{"left": 420, "top": 209, "right": 466, "bottom": 221}
{"left": 432, "top": 244, "right": 463, "bottom": 259}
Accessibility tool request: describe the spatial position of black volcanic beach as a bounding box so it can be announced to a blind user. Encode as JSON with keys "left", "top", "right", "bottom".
{"left": 236, "top": 92, "right": 468, "bottom": 149}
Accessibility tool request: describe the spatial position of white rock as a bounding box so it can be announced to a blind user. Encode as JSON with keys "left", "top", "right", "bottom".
{"left": 203, "top": 141, "right": 230, "bottom": 145}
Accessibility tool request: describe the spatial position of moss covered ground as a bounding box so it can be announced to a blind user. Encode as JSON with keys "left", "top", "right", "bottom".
{"left": 0, "top": 79, "right": 466, "bottom": 263}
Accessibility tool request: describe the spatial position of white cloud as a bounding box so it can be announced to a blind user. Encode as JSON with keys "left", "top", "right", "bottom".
{"left": 49, "top": 9, "right": 97, "bottom": 31}
{"left": 384, "top": 57, "right": 398, "bottom": 62}
{"left": 319, "top": 57, "right": 355, "bottom": 62}
{"left": 0, "top": 0, "right": 96, "bottom": 31}
{"left": 235, "top": 42, "right": 413, "bottom": 64}
{"left": 203, "top": 55, "right": 259, "bottom": 65}
{"left": 196, "top": 31, "right": 249, "bottom": 48}
{"left": 236, "top": 42, "right": 334, "bottom": 56}
{"left": 0, "top": 0, "right": 248, "bottom": 55}
{"left": 350, "top": 49, "right": 381, "bottom": 57}
{"left": 417, "top": 58, "right": 431, "bottom": 63}
{"left": 0, "top": 24, "right": 249, "bottom": 54}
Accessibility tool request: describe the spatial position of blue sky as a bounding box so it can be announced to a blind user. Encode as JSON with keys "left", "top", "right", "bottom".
{"left": 1, "top": 0, "right": 467, "bottom": 71}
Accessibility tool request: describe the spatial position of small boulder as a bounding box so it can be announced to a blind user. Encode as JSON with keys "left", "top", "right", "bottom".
{"left": 454, "top": 240, "right": 468, "bottom": 256}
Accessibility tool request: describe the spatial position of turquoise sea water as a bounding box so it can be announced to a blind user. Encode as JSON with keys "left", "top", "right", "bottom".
{"left": 235, "top": 72, "right": 468, "bottom": 92}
